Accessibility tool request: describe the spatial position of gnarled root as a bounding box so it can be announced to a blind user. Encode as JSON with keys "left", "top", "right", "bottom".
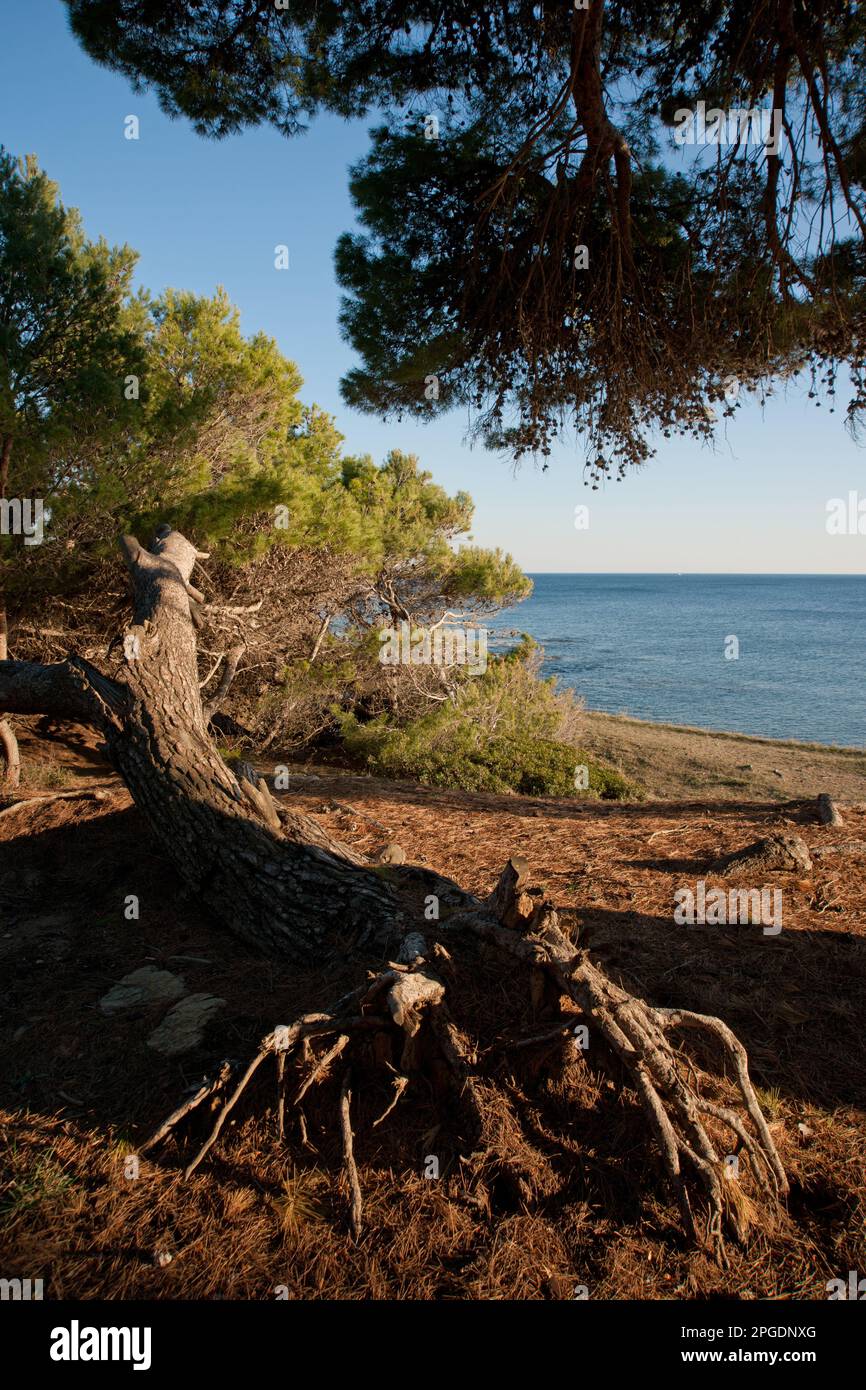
{"left": 143, "top": 861, "right": 788, "bottom": 1262}
{"left": 440, "top": 861, "right": 788, "bottom": 1263}
{"left": 141, "top": 952, "right": 452, "bottom": 1235}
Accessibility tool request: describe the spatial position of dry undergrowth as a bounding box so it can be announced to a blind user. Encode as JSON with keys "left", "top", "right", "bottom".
{"left": 0, "top": 720, "right": 864, "bottom": 1300}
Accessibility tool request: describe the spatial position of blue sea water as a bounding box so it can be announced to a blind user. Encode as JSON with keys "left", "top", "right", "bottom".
{"left": 492, "top": 574, "right": 866, "bottom": 748}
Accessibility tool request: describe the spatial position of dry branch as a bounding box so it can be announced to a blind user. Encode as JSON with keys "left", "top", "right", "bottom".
{"left": 339, "top": 1069, "right": 363, "bottom": 1239}
{"left": 139, "top": 1061, "right": 234, "bottom": 1153}
{"left": 0, "top": 788, "right": 109, "bottom": 816}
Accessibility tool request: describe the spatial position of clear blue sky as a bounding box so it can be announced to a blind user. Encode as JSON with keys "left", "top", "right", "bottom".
{"left": 3, "top": 0, "right": 865, "bottom": 574}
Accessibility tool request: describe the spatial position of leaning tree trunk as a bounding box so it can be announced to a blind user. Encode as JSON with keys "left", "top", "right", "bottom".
{"left": 0, "top": 526, "right": 789, "bottom": 1258}
{"left": 0, "top": 526, "right": 397, "bottom": 956}
{"left": 0, "top": 432, "right": 21, "bottom": 788}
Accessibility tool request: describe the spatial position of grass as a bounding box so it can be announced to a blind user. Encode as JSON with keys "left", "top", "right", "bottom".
{"left": 756, "top": 1086, "right": 785, "bottom": 1120}
{"left": 0, "top": 1143, "right": 77, "bottom": 1224}
{"left": 269, "top": 1169, "right": 328, "bottom": 1233}
{"left": 19, "top": 758, "right": 74, "bottom": 792}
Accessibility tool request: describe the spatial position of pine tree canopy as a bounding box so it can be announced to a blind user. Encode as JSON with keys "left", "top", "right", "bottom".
{"left": 64, "top": 1, "right": 866, "bottom": 470}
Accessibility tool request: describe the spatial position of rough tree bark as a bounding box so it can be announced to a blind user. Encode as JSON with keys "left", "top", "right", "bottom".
{"left": 0, "top": 525, "right": 397, "bottom": 956}
{"left": 0, "top": 526, "right": 789, "bottom": 1257}
{"left": 0, "top": 431, "right": 21, "bottom": 788}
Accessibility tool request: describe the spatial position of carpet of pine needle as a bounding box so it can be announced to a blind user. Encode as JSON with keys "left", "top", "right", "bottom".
{"left": 0, "top": 720, "right": 864, "bottom": 1300}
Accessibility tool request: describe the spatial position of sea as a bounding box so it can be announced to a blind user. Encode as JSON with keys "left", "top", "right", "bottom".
{"left": 491, "top": 574, "right": 866, "bottom": 748}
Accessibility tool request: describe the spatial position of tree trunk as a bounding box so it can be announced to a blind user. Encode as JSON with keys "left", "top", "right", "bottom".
{"left": 0, "top": 525, "right": 396, "bottom": 957}
{"left": 0, "top": 432, "right": 21, "bottom": 788}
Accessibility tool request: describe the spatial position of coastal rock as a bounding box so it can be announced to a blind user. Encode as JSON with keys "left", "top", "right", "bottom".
{"left": 379, "top": 842, "right": 406, "bottom": 865}
{"left": 816, "top": 793, "right": 844, "bottom": 827}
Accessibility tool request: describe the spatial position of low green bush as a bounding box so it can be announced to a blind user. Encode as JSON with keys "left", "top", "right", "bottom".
{"left": 338, "top": 715, "right": 636, "bottom": 798}
{"left": 335, "top": 641, "right": 641, "bottom": 799}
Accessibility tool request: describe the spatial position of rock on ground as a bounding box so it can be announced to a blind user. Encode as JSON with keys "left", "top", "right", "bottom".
{"left": 146, "top": 994, "right": 226, "bottom": 1056}
{"left": 99, "top": 967, "right": 186, "bottom": 1014}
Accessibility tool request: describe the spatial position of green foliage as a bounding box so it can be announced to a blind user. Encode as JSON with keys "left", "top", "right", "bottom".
{"left": 335, "top": 641, "right": 641, "bottom": 800}
{"left": 64, "top": 2, "right": 866, "bottom": 461}
{"left": 337, "top": 709, "right": 637, "bottom": 799}
{"left": 0, "top": 147, "right": 142, "bottom": 598}
{"left": 336, "top": 449, "right": 530, "bottom": 616}
{"left": 46, "top": 283, "right": 309, "bottom": 561}
{"left": 0, "top": 150, "right": 141, "bottom": 447}
{"left": 3, "top": 154, "right": 527, "bottom": 640}
{"left": 2, "top": 153, "right": 605, "bottom": 803}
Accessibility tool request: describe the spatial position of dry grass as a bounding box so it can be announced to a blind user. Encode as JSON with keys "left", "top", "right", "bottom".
{"left": 0, "top": 718, "right": 864, "bottom": 1300}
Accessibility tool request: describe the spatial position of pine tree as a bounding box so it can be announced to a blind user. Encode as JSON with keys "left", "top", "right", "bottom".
{"left": 0, "top": 149, "right": 141, "bottom": 783}
{"left": 64, "top": 1, "right": 866, "bottom": 468}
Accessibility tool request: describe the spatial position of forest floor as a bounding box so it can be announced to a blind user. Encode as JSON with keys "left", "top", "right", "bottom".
{"left": 0, "top": 716, "right": 864, "bottom": 1300}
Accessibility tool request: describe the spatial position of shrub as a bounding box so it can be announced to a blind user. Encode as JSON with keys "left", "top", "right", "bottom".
{"left": 335, "top": 640, "right": 641, "bottom": 799}
{"left": 339, "top": 717, "right": 636, "bottom": 797}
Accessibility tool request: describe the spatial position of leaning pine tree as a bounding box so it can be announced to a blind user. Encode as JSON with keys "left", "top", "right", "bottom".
{"left": 0, "top": 523, "right": 787, "bottom": 1259}
{"left": 25, "top": 0, "right": 866, "bottom": 1253}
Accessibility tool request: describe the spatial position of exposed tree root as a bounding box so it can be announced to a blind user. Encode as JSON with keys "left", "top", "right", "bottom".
{"left": 339, "top": 1068, "right": 364, "bottom": 1239}
{"left": 143, "top": 862, "right": 788, "bottom": 1263}
{"left": 431, "top": 863, "right": 788, "bottom": 1264}
{"left": 140, "top": 1061, "right": 235, "bottom": 1154}
{"left": 0, "top": 525, "right": 787, "bottom": 1262}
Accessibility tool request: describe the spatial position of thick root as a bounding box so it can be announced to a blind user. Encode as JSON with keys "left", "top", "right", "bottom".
{"left": 438, "top": 865, "right": 788, "bottom": 1262}
{"left": 143, "top": 864, "right": 788, "bottom": 1262}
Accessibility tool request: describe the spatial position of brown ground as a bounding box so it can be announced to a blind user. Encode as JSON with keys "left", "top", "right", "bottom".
{"left": 0, "top": 718, "right": 864, "bottom": 1301}
{"left": 582, "top": 709, "right": 866, "bottom": 802}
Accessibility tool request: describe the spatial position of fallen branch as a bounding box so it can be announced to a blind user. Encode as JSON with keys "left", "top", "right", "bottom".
{"left": 506, "top": 1022, "right": 574, "bottom": 1051}
{"left": 325, "top": 798, "right": 392, "bottom": 836}
{"left": 0, "top": 788, "right": 109, "bottom": 816}
{"left": 648, "top": 821, "right": 714, "bottom": 842}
